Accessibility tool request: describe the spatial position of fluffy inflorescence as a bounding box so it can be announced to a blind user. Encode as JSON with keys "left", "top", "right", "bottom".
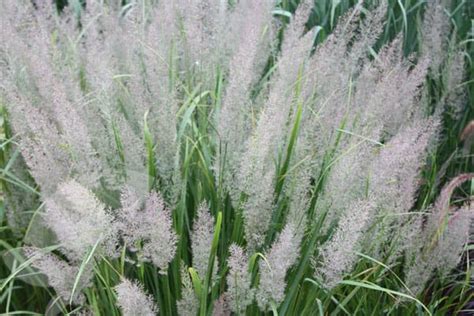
{"left": 316, "top": 200, "right": 374, "bottom": 287}
{"left": 237, "top": 0, "right": 314, "bottom": 251}
{"left": 24, "top": 247, "right": 93, "bottom": 305}
{"left": 191, "top": 203, "right": 218, "bottom": 282}
{"left": 115, "top": 278, "right": 158, "bottom": 316}
{"left": 0, "top": 0, "right": 471, "bottom": 314}
{"left": 225, "top": 244, "right": 254, "bottom": 315}
{"left": 256, "top": 223, "right": 302, "bottom": 310}
{"left": 44, "top": 180, "right": 118, "bottom": 262}
{"left": 404, "top": 175, "right": 474, "bottom": 294}
{"left": 177, "top": 264, "right": 199, "bottom": 316}
{"left": 117, "top": 188, "right": 178, "bottom": 271}
{"left": 216, "top": 0, "right": 273, "bottom": 195}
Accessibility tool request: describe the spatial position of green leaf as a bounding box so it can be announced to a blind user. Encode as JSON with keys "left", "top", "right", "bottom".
{"left": 189, "top": 267, "right": 203, "bottom": 298}
{"left": 199, "top": 211, "right": 222, "bottom": 316}
{"left": 69, "top": 237, "right": 102, "bottom": 305}
{"left": 338, "top": 280, "right": 432, "bottom": 315}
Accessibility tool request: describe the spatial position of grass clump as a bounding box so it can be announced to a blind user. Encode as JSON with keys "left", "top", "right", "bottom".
{"left": 0, "top": 0, "right": 472, "bottom": 315}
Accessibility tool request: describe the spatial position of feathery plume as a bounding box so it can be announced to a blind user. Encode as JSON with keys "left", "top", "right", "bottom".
{"left": 347, "top": 2, "right": 388, "bottom": 69}
{"left": 225, "top": 244, "right": 254, "bottom": 315}
{"left": 115, "top": 278, "right": 158, "bottom": 316}
{"left": 3, "top": 92, "right": 71, "bottom": 195}
{"left": 24, "top": 247, "right": 93, "bottom": 305}
{"left": 370, "top": 119, "right": 438, "bottom": 215}
{"left": 124, "top": 2, "right": 181, "bottom": 193}
{"left": 191, "top": 202, "right": 218, "bottom": 282}
{"left": 177, "top": 0, "right": 235, "bottom": 86}
{"left": 316, "top": 200, "right": 374, "bottom": 288}
{"left": 421, "top": 0, "right": 450, "bottom": 75}
{"left": 405, "top": 202, "right": 473, "bottom": 295}
{"left": 354, "top": 40, "right": 430, "bottom": 137}
{"left": 256, "top": 223, "right": 301, "bottom": 310}
{"left": 44, "top": 180, "right": 118, "bottom": 262}
{"left": 114, "top": 117, "right": 148, "bottom": 196}
{"left": 0, "top": 0, "right": 102, "bottom": 191}
{"left": 118, "top": 188, "right": 178, "bottom": 271}
{"left": 238, "top": 1, "right": 315, "bottom": 250}
{"left": 213, "top": 294, "right": 231, "bottom": 316}
{"left": 317, "top": 142, "right": 375, "bottom": 227}
{"left": 299, "top": 4, "right": 373, "bottom": 143}
{"left": 444, "top": 51, "right": 467, "bottom": 118}
{"left": 431, "top": 173, "right": 474, "bottom": 227}
{"left": 433, "top": 204, "right": 473, "bottom": 277}
{"left": 216, "top": 0, "right": 272, "bottom": 197}
{"left": 178, "top": 0, "right": 220, "bottom": 65}
{"left": 177, "top": 264, "right": 199, "bottom": 316}
{"left": 279, "top": 0, "right": 313, "bottom": 57}
{"left": 404, "top": 172, "right": 473, "bottom": 295}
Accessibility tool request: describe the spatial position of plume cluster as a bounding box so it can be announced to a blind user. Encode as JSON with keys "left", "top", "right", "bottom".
{"left": 177, "top": 264, "right": 199, "bottom": 316}
{"left": 117, "top": 188, "right": 177, "bottom": 270}
{"left": 24, "top": 247, "right": 93, "bottom": 305}
{"left": 43, "top": 180, "right": 118, "bottom": 262}
{"left": 191, "top": 203, "right": 218, "bottom": 282}
{"left": 404, "top": 174, "right": 474, "bottom": 294}
{"left": 115, "top": 278, "right": 158, "bottom": 316}
{"left": 225, "top": 244, "right": 254, "bottom": 314}
{"left": 0, "top": 0, "right": 471, "bottom": 314}
{"left": 256, "top": 223, "right": 302, "bottom": 310}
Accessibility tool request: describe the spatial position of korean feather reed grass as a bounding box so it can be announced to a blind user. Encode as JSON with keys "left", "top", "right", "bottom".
{"left": 0, "top": 0, "right": 473, "bottom": 315}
